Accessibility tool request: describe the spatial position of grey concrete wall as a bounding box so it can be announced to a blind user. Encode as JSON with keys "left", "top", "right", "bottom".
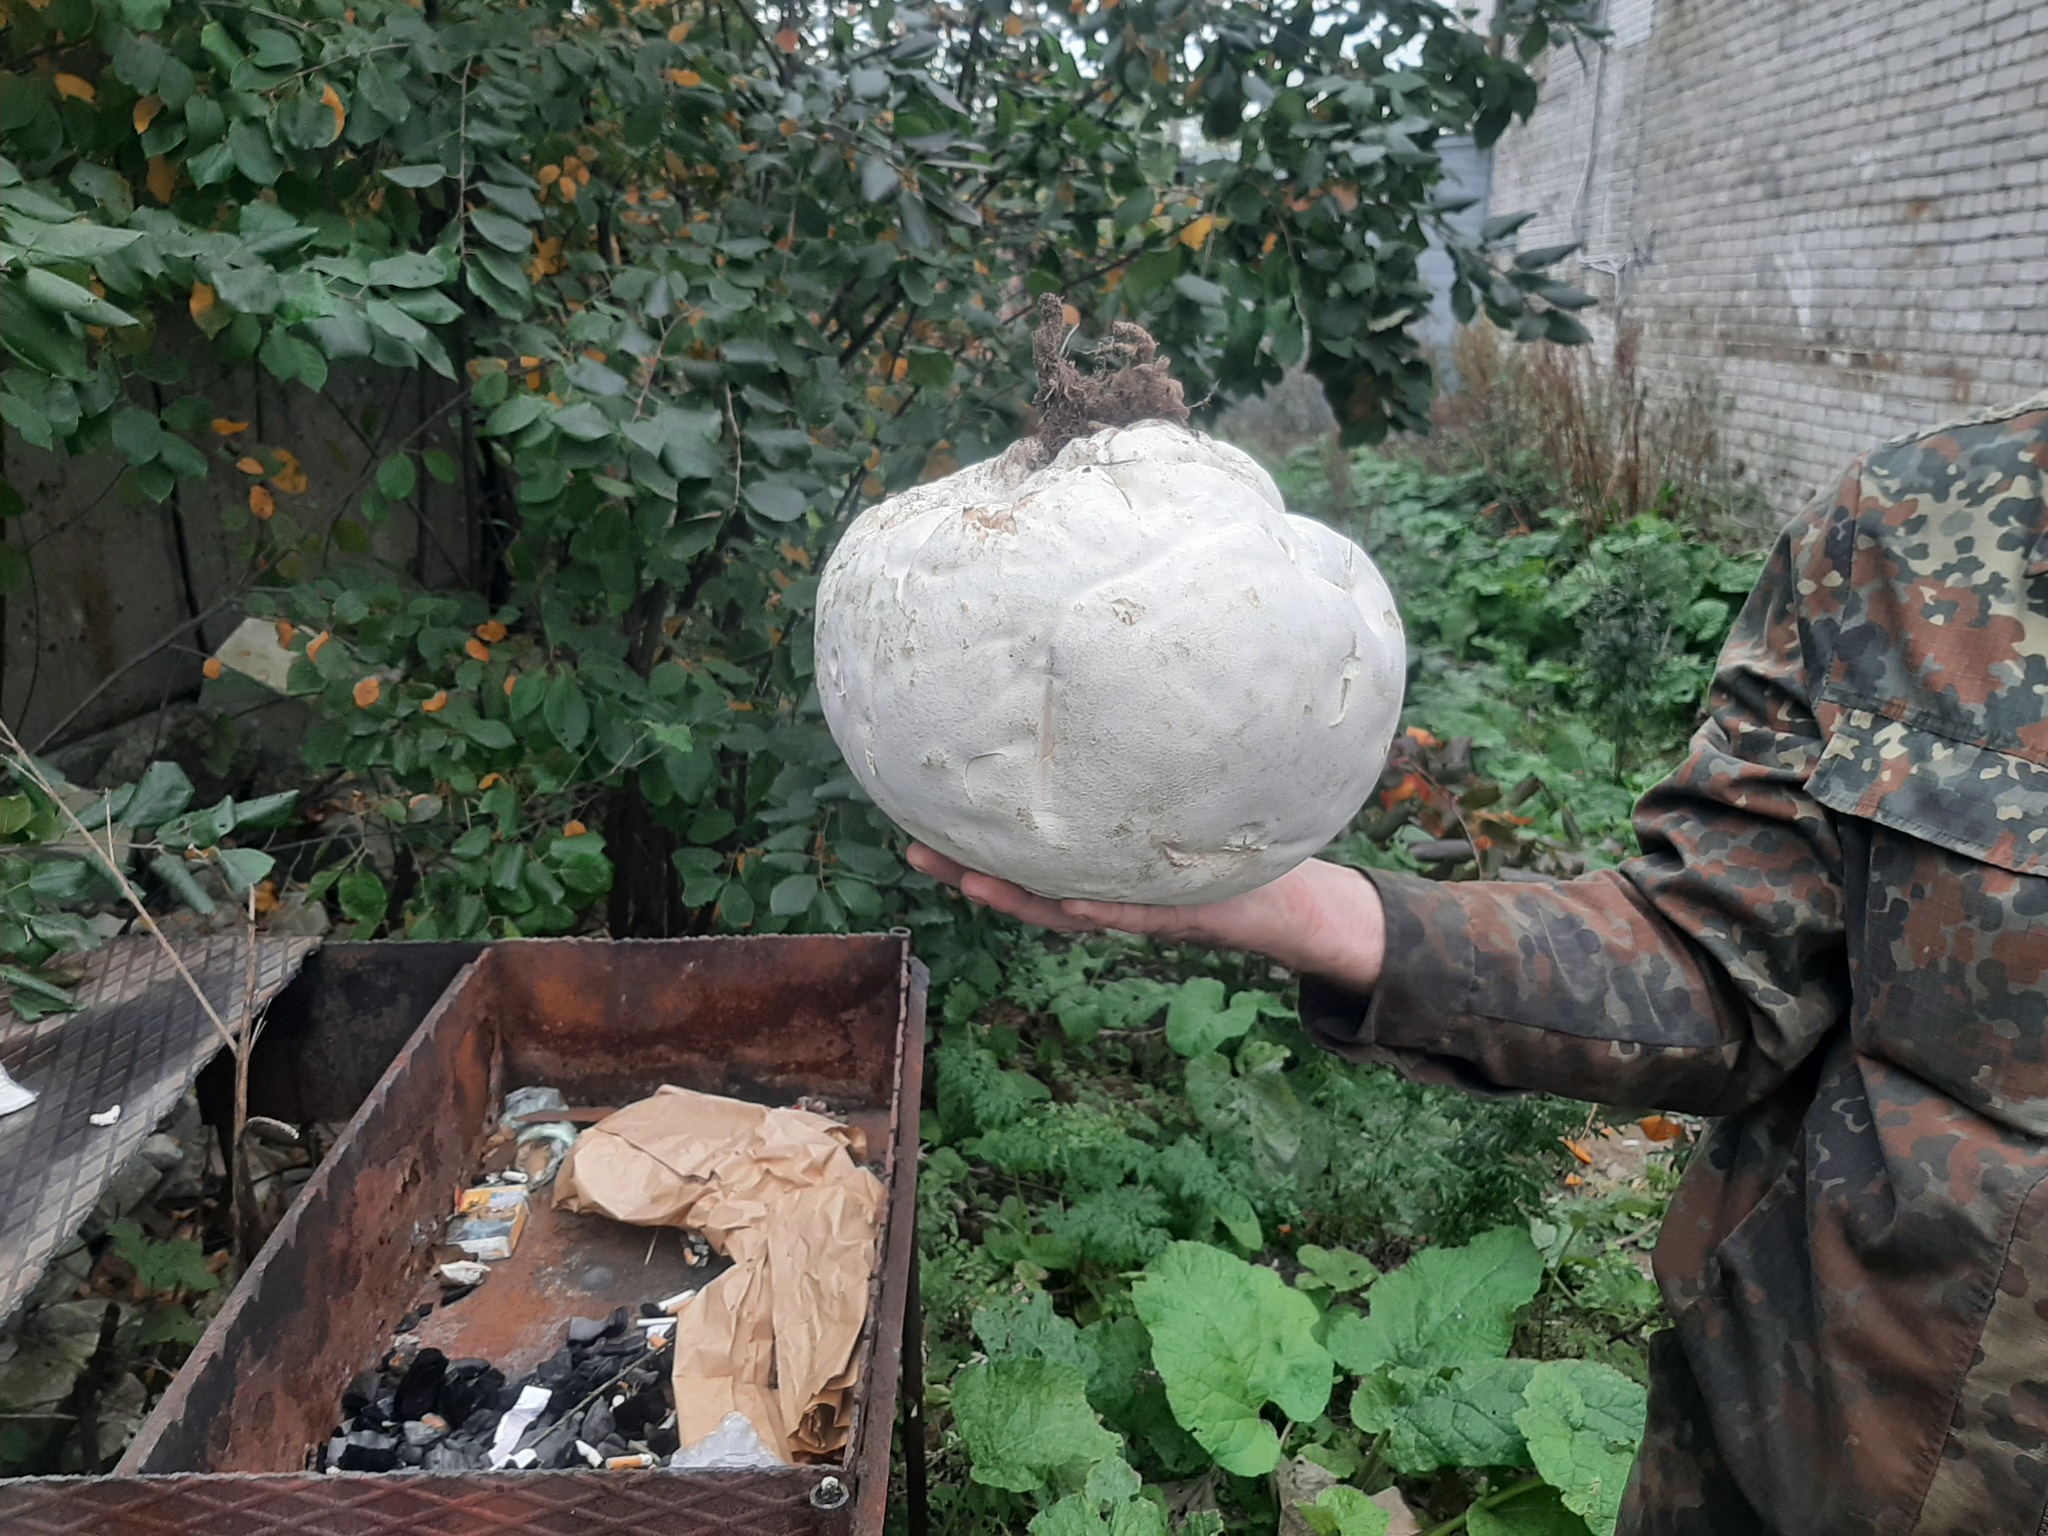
{"left": 1484, "top": 0, "right": 2048, "bottom": 507}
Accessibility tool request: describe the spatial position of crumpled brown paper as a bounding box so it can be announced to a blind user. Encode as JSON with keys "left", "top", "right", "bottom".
{"left": 554, "top": 1086, "right": 884, "bottom": 1463}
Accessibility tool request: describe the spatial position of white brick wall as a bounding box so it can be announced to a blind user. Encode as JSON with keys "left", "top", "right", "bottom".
{"left": 1486, "top": 0, "right": 2048, "bottom": 508}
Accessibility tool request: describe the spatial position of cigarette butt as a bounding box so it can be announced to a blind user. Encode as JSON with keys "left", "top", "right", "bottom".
{"left": 606, "top": 1453, "right": 657, "bottom": 1470}
{"left": 656, "top": 1288, "right": 697, "bottom": 1311}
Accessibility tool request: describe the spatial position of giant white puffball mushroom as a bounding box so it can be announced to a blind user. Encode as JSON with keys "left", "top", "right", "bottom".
{"left": 812, "top": 421, "right": 1406, "bottom": 904}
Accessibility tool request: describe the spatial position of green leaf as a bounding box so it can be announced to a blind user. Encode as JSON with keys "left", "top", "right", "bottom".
{"left": 463, "top": 718, "right": 515, "bottom": 750}
{"left": 743, "top": 478, "right": 808, "bottom": 522}
{"left": 1163, "top": 977, "right": 1280, "bottom": 1057}
{"left": 470, "top": 208, "right": 532, "bottom": 252}
{"left": 119, "top": 0, "right": 171, "bottom": 29}
{"left": 22, "top": 268, "right": 137, "bottom": 327}
{"left": 1294, "top": 1245, "right": 1379, "bottom": 1295}
{"left": 1351, "top": 1358, "right": 1536, "bottom": 1473}
{"left": 383, "top": 164, "right": 447, "bottom": 188}
{"left": 148, "top": 852, "right": 216, "bottom": 914}
{"left": 110, "top": 406, "right": 164, "bottom": 465}
{"left": 1514, "top": 1362, "right": 1646, "bottom": 1536}
{"left": 1468, "top": 1486, "right": 1593, "bottom": 1536}
{"left": 951, "top": 1357, "right": 1121, "bottom": 1493}
{"left": 552, "top": 401, "right": 612, "bottom": 441}
{"left": 1131, "top": 1241, "right": 1333, "bottom": 1476}
{"left": 228, "top": 119, "right": 283, "bottom": 185}
{"left": 232, "top": 790, "right": 298, "bottom": 829}
{"left": 422, "top": 448, "right": 459, "bottom": 485}
{"left": 905, "top": 348, "right": 954, "bottom": 388}
{"left": 484, "top": 394, "right": 549, "bottom": 436}
{"left": 544, "top": 674, "right": 590, "bottom": 749}
{"left": 0, "top": 964, "right": 80, "bottom": 1012}
{"left": 216, "top": 846, "right": 276, "bottom": 896}
{"left": 367, "top": 252, "right": 445, "bottom": 289}
{"left": 377, "top": 454, "right": 417, "bottom": 499}
{"left": 1326, "top": 1227, "right": 1543, "bottom": 1374}
{"left": 769, "top": 872, "right": 818, "bottom": 916}
{"left": 119, "top": 761, "right": 194, "bottom": 827}
{"left": 336, "top": 867, "right": 388, "bottom": 928}
{"left": 1299, "top": 1486, "right": 1391, "bottom": 1536}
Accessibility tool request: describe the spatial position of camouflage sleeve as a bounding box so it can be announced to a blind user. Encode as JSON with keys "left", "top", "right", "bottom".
{"left": 1301, "top": 482, "right": 1853, "bottom": 1116}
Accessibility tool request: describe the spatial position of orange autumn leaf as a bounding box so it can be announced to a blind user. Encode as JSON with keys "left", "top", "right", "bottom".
{"left": 1177, "top": 213, "right": 1216, "bottom": 250}
{"left": 1404, "top": 726, "right": 1441, "bottom": 747}
{"left": 563, "top": 819, "right": 588, "bottom": 837}
{"left": 211, "top": 417, "right": 250, "bottom": 436}
{"left": 275, "top": 620, "right": 297, "bottom": 648}
{"left": 353, "top": 676, "right": 381, "bottom": 708}
{"left": 1561, "top": 1137, "right": 1595, "bottom": 1165}
{"left": 421, "top": 690, "right": 449, "bottom": 714}
{"left": 132, "top": 94, "right": 163, "bottom": 133}
{"left": 478, "top": 772, "right": 504, "bottom": 789}
{"left": 669, "top": 68, "right": 702, "bottom": 87}
{"left": 1003, "top": 13, "right": 1024, "bottom": 34}
{"left": 1563, "top": 1173, "right": 1585, "bottom": 1187}
{"left": 189, "top": 281, "right": 216, "bottom": 320}
{"left": 465, "top": 638, "right": 491, "bottom": 662}
{"left": 1639, "top": 1115, "right": 1686, "bottom": 1143}
{"left": 503, "top": 672, "right": 518, "bottom": 696}
{"left": 476, "top": 620, "right": 508, "bottom": 642}
{"left": 306, "top": 630, "right": 330, "bottom": 660}
{"left": 54, "top": 73, "right": 95, "bottom": 103}
{"left": 538, "top": 163, "right": 561, "bottom": 185}
{"left": 778, "top": 117, "right": 799, "bottom": 137}
{"left": 147, "top": 155, "right": 177, "bottom": 203}
{"left": 776, "top": 25, "right": 798, "bottom": 51}
{"left": 557, "top": 177, "right": 577, "bottom": 202}
{"left": 667, "top": 20, "right": 690, "bottom": 40}
{"left": 202, "top": 657, "right": 224, "bottom": 680}
{"left": 236, "top": 456, "right": 264, "bottom": 475}
{"left": 249, "top": 484, "right": 276, "bottom": 519}
{"left": 321, "top": 83, "right": 345, "bottom": 137}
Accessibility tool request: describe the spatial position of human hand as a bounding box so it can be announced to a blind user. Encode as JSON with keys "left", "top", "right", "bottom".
{"left": 905, "top": 844, "right": 1386, "bottom": 992}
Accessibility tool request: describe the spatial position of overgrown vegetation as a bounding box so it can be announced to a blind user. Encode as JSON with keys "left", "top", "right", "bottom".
{"left": 904, "top": 435, "right": 1738, "bottom": 1536}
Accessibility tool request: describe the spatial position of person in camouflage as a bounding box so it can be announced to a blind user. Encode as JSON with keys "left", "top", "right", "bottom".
{"left": 909, "top": 393, "right": 2048, "bottom": 1535}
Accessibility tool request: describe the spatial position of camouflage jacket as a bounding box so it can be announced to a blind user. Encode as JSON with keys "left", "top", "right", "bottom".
{"left": 1301, "top": 395, "right": 2048, "bottom": 1536}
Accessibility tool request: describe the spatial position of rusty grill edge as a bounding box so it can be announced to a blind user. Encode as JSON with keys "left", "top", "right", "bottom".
{"left": 0, "top": 934, "right": 928, "bottom": 1536}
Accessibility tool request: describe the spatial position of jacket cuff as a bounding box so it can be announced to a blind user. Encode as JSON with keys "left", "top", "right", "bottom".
{"left": 1297, "top": 869, "right": 1517, "bottom": 1096}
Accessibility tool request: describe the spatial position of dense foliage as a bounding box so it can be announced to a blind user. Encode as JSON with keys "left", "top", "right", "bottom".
{"left": 2, "top": 0, "right": 1597, "bottom": 974}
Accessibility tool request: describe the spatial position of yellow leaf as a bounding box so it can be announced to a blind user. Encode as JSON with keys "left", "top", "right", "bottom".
{"left": 1060, "top": 303, "right": 1080, "bottom": 327}
{"left": 202, "top": 657, "right": 224, "bottom": 680}
{"left": 667, "top": 21, "right": 691, "bottom": 41}
{"left": 275, "top": 620, "right": 297, "bottom": 649}
{"left": 1003, "top": 14, "right": 1024, "bottom": 35}
{"left": 147, "top": 155, "right": 177, "bottom": 204}
{"left": 321, "top": 84, "right": 345, "bottom": 138}
{"left": 477, "top": 620, "right": 508, "bottom": 642}
{"left": 132, "top": 94, "right": 163, "bottom": 133}
{"left": 249, "top": 484, "right": 276, "bottom": 520}
{"left": 306, "top": 630, "right": 330, "bottom": 660}
{"left": 563, "top": 819, "right": 588, "bottom": 837}
{"left": 538, "top": 163, "right": 561, "bottom": 185}
{"left": 503, "top": 673, "right": 518, "bottom": 696}
{"left": 478, "top": 772, "right": 504, "bottom": 789}
{"left": 671, "top": 68, "right": 702, "bottom": 87}
{"left": 421, "top": 690, "right": 448, "bottom": 714}
{"left": 54, "top": 73, "right": 96, "bottom": 104}
{"left": 188, "top": 281, "right": 215, "bottom": 320}
{"left": 779, "top": 117, "right": 799, "bottom": 136}
{"left": 274, "top": 467, "right": 308, "bottom": 495}
{"left": 211, "top": 417, "right": 250, "bottom": 436}
{"left": 1178, "top": 213, "right": 1215, "bottom": 250}
{"left": 465, "top": 638, "right": 491, "bottom": 662}
{"left": 557, "top": 177, "right": 577, "bottom": 201}
{"left": 352, "top": 676, "right": 381, "bottom": 708}
{"left": 236, "top": 456, "right": 265, "bottom": 475}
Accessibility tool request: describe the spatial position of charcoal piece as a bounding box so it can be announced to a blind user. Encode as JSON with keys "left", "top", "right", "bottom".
{"left": 338, "top": 1430, "right": 401, "bottom": 1473}
{"left": 402, "top": 1419, "right": 447, "bottom": 1449}
{"left": 597, "top": 1434, "right": 628, "bottom": 1458}
{"left": 436, "top": 1363, "right": 504, "bottom": 1427}
{"left": 605, "top": 1305, "right": 632, "bottom": 1337}
{"left": 399, "top": 1442, "right": 427, "bottom": 1469}
{"left": 534, "top": 1348, "right": 575, "bottom": 1386}
{"left": 530, "top": 1421, "right": 581, "bottom": 1469}
{"left": 611, "top": 1385, "right": 660, "bottom": 1437}
{"left": 490, "top": 1377, "right": 529, "bottom": 1412}
{"left": 580, "top": 1399, "right": 616, "bottom": 1446}
{"left": 393, "top": 1348, "right": 448, "bottom": 1422}
{"left": 341, "top": 1370, "right": 382, "bottom": 1418}
{"left": 566, "top": 1316, "right": 608, "bottom": 1346}
{"left": 398, "top": 1302, "right": 434, "bottom": 1332}
{"left": 424, "top": 1439, "right": 487, "bottom": 1474}
{"left": 369, "top": 1394, "right": 398, "bottom": 1427}
{"left": 638, "top": 1301, "right": 663, "bottom": 1318}
{"left": 646, "top": 1422, "right": 680, "bottom": 1457}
